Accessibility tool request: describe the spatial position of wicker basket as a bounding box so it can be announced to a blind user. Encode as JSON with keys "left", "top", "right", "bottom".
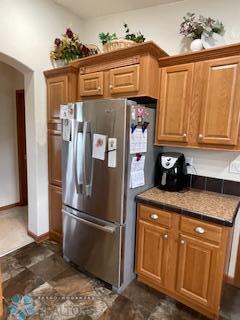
{"left": 103, "top": 39, "right": 136, "bottom": 53}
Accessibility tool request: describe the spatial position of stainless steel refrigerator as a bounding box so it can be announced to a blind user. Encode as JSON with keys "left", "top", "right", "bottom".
{"left": 62, "top": 99, "right": 156, "bottom": 291}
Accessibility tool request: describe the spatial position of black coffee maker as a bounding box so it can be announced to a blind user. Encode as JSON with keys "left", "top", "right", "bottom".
{"left": 155, "top": 152, "right": 187, "bottom": 192}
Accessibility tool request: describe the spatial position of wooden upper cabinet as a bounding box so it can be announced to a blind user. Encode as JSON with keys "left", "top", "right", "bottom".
{"left": 156, "top": 64, "right": 194, "bottom": 143}
{"left": 109, "top": 65, "right": 140, "bottom": 95}
{"left": 45, "top": 66, "right": 78, "bottom": 124}
{"left": 136, "top": 219, "right": 169, "bottom": 288}
{"left": 176, "top": 234, "right": 219, "bottom": 308}
{"left": 198, "top": 57, "right": 240, "bottom": 146}
{"left": 47, "top": 75, "right": 68, "bottom": 123}
{"left": 79, "top": 71, "right": 104, "bottom": 97}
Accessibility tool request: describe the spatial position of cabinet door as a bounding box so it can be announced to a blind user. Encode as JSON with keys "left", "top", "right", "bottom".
{"left": 48, "top": 130, "right": 62, "bottom": 187}
{"left": 49, "top": 185, "right": 62, "bottom": 238}
{"left": 136, "top": 219, "right": 169, "bottom": 287}
{"left": 47, "top": 75, "right": 68, "bottom": 123}
{"left": 157, "top": 64, "right": 194, "bottom": 143}
{"left": 109, "top": 65, "right": 139, "bottom": 94}
{"left": 198, "top": 57, "right": 240, "bottom": 145}
{"left": 79, "top": 72, "right": 104, "bottom": 97}
{"left": 176, "top": 234, "right": 219, "bottom": 308}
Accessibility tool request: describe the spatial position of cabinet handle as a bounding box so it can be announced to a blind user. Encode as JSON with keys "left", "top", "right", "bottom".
{"left": 109, "top": 84, "right": 113, "bottom": 89}
{"left": 194, "top": 226, "right": 205, "bottom": 234}
{"left": 163, "top": 234, "right": 168, "bottom": 239}
{"left": 183, "top": 133, "right": 187, "bottom": 138}
{"left": 150, "top": 214, "right": 158, "bottom": 220}
{"left": 97, "top": 86, "right": 101, "bottom": 91}
{"left": 199, "top": 134, "right": 203, "bottom": 139}
{"left": 180, "top": 240, "right": 185, "bottom": 245}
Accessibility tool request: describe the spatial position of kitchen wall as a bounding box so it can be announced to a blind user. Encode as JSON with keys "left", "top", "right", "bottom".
{"left": 0, "top": 62, "right": 24, "bottom": 207}
{"left": 81, "top": 0, "right": 240, "bottom": 278}
{"left": 0, "top": 0, "right": 84, "bottom": 235}
{"left": 82, "top": 0, "right": 240, "bottom": 55}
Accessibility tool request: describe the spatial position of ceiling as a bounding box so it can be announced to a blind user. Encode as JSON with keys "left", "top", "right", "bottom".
{"left": 54, "top": 0, "right": 183, "bottom": 19}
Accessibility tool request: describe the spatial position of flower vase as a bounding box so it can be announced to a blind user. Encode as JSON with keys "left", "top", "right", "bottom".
{"left": 190, "top": 39, "right": 204, "bottom": 52}
{"left": 51, "top": 59, "right": 67, "bottom": 68}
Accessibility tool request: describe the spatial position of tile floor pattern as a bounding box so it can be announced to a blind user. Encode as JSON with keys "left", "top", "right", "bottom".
{"left": 1, "top": 240, "right": 240, "bottom": 319}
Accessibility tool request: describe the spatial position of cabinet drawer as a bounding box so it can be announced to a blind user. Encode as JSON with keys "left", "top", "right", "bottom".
{"left": 79, "top": 72, "right": 104, "bottom": 97}
{"left": 180, "top": 216, "right": 222, "bottom": 243}
{"left": 138, "top": 204, "right": 171, "bottom": 228}
{"left": 109, "top": 65, "right": 139, "bottom": 94}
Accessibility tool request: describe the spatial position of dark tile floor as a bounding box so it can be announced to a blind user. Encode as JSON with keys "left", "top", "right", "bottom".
{"left": 1, "top": 241, "right": 240, "bottom": 319}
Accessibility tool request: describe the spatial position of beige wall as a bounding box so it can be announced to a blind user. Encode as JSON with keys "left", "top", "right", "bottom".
{"left": 0, "top": 62, "right": 24, "bottom": 207}
{"left": 0, "top": 0, "right": 84, "bottom": 235}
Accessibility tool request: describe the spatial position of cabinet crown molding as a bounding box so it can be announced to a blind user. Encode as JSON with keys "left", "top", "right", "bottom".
{"left": 70, "top": 41, "right": 168, "bottom": 68}
{"left": 158, "top": 42, "right": 240, "bottom": 67}
{"left": 44, "top": 65, "right": 78, "bottom": 78}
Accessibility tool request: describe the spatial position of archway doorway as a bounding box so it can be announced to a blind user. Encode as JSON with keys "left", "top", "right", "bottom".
{"left": 0, "top": 53, "right": 37, "bottom": 256}
{"left": 0, "top": 61, "right": 33, "bottom": 256}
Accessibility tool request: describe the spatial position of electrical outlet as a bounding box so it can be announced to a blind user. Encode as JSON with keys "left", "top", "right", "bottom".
{"left": 185, "top": 157, "right": 193, "bottom": 166}
{"left": 229, "top": 161, "right": 240, "bottom": 174}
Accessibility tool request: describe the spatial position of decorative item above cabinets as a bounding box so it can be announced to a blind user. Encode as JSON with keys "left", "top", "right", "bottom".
{"left": 156, "top": 42, "right": 240, "bottom": 151}
{"left": 179, "top": 12, "right": 225, "bottom": 52}
{"left": 71, "top": 41, "right": 168, "bottom": 101}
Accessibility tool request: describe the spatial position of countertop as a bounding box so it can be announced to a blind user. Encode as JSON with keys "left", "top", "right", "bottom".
{"left": 136, "top": 187, "right": 240, "bottom": 226}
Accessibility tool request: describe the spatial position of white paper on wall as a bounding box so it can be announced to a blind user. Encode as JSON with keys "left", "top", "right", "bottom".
{"left": 130, "top": 128, "right": 147, "bottom": 154}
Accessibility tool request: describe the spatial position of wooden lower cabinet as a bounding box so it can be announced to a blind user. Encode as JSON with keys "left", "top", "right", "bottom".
{"left": 136, "top": 204, "right": 231, "bottom": 319}
{"left": 49, "top": 185, "right": 63, "bottom": 241}
{"left": 136, "top": 219, "right": 169, "bottom": 287}
{"left": 176, "top": 234, "right": 219, "bottom": 308}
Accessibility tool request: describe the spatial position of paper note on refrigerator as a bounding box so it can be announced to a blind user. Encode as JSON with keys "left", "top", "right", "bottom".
{"left": 130, "top": 156, "right": 145, "bottom": 188}
{"left": 130, "top": 128, "right": 147, "bottom": 154}
{"left": 60, "top": 104, "right": 74, "bottom": 120}
{"left": 62, "top": 119, "right": 71, "bottom": 141}
{"left": 92, "top": 134, "right": 107, "bottom": 160}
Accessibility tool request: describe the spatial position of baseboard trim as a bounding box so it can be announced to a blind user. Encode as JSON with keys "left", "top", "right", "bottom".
{"left": 27, "top": 230, "right": 49, "bottom": 243}
{"left": 49, "top": 230, "right": 63, "bottom": 243}
{"left": 0, "top": 202, "right": 20, "bottom": 212}
{"left": 224, "top": 275, "right": 240, "bottom": 288}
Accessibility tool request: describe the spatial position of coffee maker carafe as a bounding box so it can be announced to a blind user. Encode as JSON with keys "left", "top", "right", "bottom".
{"left": 155, "top": 152, "right": 187, "bottom": 192}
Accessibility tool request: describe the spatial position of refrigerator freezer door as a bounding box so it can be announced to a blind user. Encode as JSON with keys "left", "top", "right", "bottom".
{"left": 63, "top": 208, "right": 122, "bottom": 288}
{"left": 62, "top": 99, "right": 128, "bottom": 224}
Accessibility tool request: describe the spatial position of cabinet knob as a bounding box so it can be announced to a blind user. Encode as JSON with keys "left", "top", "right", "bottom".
{"left": 180, "top": 240, "right": 185, "bottom": 245}
{"left": 194, "top": 226, "right": 205, "bottom": 234}
{"left": 183, "top": 133, "right": 187, "bottom": 137}
{"left": 163, "top": 234, "right": 168, "bottom": 239}
{"left": 109, "top": 84, "right": 113, "bottom": 89}
{"left": 150, "top": 214, "right": 159, "bottom": 220}
{"left": 199, "top": 134, "right": 203, "bottom": 139}
{"left": 97, "top": 86, "right": 101, "bottom": 91}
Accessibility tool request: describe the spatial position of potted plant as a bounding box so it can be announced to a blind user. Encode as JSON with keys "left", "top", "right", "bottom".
{"left": 50, "top": 27, "right": 92, "bottom": 67}
{"left": 180, "top": 13, "right": 224, "bottom": 51}
{"left": 99, "top": 24, "right": 145, "bottom": 53}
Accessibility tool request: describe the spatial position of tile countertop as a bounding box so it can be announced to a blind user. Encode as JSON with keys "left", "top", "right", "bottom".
{"left": 136, "top": 187, "right": 240, "bottom": 227}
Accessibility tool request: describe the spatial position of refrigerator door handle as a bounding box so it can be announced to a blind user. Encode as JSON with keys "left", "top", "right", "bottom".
{"left": 82, "top": 121, "right": 94, "bottom": 197}
{"left": 73, "top": 121, "right": 83, "bottom": 194}
{"left": 63, "top": 209, "right": 115, "bottom": 234}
